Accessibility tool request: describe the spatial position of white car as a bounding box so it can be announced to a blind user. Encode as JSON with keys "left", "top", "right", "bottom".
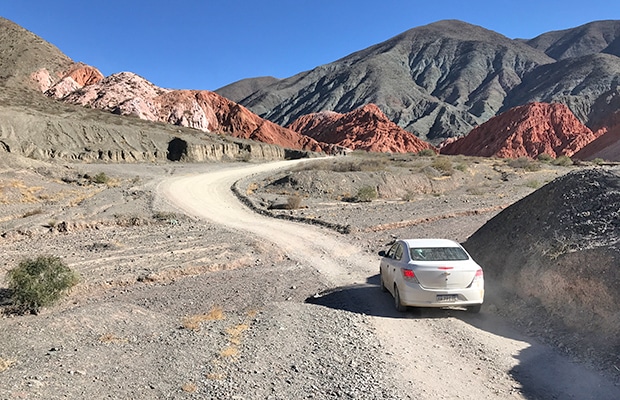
{"left": 379, "top": 238, "right": 484, "bottom": 313}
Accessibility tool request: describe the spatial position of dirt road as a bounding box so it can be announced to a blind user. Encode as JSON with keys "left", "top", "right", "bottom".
{"left": 160, "top": 160, "right": 620, "bottom": 400}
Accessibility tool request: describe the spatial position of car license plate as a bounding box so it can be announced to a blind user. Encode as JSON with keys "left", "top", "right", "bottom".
{"left": 437, "top": 294, "right": 457, "bottom": 302}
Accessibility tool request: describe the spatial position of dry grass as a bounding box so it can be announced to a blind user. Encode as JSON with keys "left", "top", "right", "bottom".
{"left": 226, "top": 323, "right": 249, "bottom": 345}
{"left": 219, "top": 345, "right": 239, "bottom": 358}
{"left": 206, "top": 372, "right": 226, "bottom": 380}
{"left": 181, "top": 382, "right": 197, "bottom": 393}
{"left": 246, "top": 182, "right": 259, "bottom": 195}
{"left": 182, "top": 307, "right": 226, "bottom": 331}
{"left": 0, "top": 357, "right": 16, "bottom": 372}
{"left": 98, "top": 333, "right": 128, "bottom": 344}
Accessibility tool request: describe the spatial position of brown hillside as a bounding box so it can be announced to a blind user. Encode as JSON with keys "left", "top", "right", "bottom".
{"left": 574, "top": 107, "right": 620, "bottom": 161}
{"left": 288, "top": 104, "right": 436, "bottom": 153}
{"left": 440, "top": 102, "right": 600, "bottom": 158}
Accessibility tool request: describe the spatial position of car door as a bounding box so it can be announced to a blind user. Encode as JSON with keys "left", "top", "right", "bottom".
{"left": 382, "top": 242, "right": 404, "bottom": 292}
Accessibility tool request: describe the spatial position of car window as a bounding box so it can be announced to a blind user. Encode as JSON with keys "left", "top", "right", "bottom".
{"left": 394, "top": 244, "right": 404, "bottom": 260}
{"left": 386, "top": 243, "right": 398, "bottom": 259}
{"left": 410, "top": 247, "right": 469, "bottom": 261}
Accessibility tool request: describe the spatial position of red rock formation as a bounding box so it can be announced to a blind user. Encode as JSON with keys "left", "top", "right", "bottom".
{"left": 49, "top": 72, "right": 325, "bottom": 152}
{"left": 65, "top": 63, "right": 104, "bottom": 86}
{"left": 440, "top": 102, "right": 601, "bottom": 158}
{"left": 288, "top": 104, "right": 436, "bottom": 153}
{"left": 44, "top": 63, "right": 104, "bottom": 99}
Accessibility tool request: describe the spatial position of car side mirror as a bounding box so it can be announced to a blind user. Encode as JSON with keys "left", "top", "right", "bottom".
{"left": 378, "top": 250, "right": 386, "bottom": 257}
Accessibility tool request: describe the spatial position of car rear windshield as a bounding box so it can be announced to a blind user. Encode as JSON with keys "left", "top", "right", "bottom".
{"left": 410, "top": 247, "right": 469, "bottom": 261}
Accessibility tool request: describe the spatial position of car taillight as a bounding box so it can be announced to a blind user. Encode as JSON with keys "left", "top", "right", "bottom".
{"left": 402, "top": 269, "right": 418, "bottom": 282}
{"left": 474, "top": 269, "right": 483, "bottom": 280}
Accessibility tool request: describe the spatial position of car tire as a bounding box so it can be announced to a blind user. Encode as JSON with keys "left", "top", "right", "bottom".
{"left": 467, "top": 304, "right": 482, "bottom": 313}
{"left": 394, "top": 285, "right": 407, "bottom": 312}
{"left": 379, "top": 270, "right": 387, "bottom": 292}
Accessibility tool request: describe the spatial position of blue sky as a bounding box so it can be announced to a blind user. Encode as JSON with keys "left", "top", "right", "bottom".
{"left": 2, "top": 1, "right": 618, "bottom": 91}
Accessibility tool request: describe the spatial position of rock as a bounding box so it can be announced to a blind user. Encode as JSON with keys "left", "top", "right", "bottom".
{"left": 288, "top": 104, "right": 436, "bottom": 153}
{"left": 440, "top": 102, "right": 601, "bottom": 158}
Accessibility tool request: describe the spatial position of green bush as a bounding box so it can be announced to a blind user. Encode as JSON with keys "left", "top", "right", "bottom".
{"left": 354, "top": 186, "right": 378, "bottom": 202}
{"left": 88, "top": 172, "right": 110, "bottom": 184}
{"left": 416, "top": 149, "right": 436, "bottom": 157}
{"left": 508, "top": 157, "right": 541, "bottom": 171}
{"left": 431, "top": 157, "right": 454, "bottom": 175}
{"left": 552, "top": 155, "right": 573, "bottom": 166}
{"left": 6, "top": 256, "right": 79, "bottom": 313}
{"left": 537, "top": 153, "right": 553, "bottom": 163}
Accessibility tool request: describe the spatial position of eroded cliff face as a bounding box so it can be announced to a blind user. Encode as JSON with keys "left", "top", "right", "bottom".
{"left": 288, "top": 104, "right": 436, "bottom": 154}
{"left": 440, "top": 102, "right": 601, "bottom": 158}
{"left": 0, "top": 86, "right": 292, "bottom": 164}
{"left": 44, "top": 70, "right": 327, "bottom": 153}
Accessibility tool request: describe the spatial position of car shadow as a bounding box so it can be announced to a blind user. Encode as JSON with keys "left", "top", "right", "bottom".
{"left": 305, "top": 274, "right": 620, "bottom": 400}
{"left": 305, "top": 274, "right": 472, "bottom": 319}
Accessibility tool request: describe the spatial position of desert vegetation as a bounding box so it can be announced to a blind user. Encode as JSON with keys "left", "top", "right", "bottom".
{"left": 5, "top": 255, "right": 79, "bottom": 314}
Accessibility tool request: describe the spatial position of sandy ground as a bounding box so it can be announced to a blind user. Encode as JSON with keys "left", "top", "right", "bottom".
{"left": 1, "top": 157, "right": 619, "bottom": 399}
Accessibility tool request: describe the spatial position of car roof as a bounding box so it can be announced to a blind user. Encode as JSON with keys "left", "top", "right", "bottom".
{"left": 401, "top": 238, "right": 462, "bottom": 248}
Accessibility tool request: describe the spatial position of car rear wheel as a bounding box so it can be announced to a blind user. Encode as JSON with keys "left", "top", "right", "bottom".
{"left": 467, "top": 304, "right": 482, "bottom": 313}
{"left": 379, "top": 270, "right": 387, "bottom": 292}
{"left": 394, "top": 285, "right": 406, "bottom": 312}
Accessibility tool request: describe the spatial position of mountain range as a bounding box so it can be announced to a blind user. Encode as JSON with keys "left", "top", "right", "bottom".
{"left": 2, "top": 16, "right": 620, "bottom": 161}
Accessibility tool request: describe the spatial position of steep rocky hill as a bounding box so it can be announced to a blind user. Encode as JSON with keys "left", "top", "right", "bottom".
{"left": 287, "top": 104, "right": 436, "bottom": 153}
{"left": 218, "top": 19, "right": 620, "bottom": 152}
{"left": 440, "top": 102, "right": 600, "bottom": 158}
{"left": 0, "top": 17, "right": 73, "bottom": 90}
{"left": 464, "top": 168, "right": 620, "bottom": 367}
{"left": 216, "top": 76, "right": 280, "bottom": 105}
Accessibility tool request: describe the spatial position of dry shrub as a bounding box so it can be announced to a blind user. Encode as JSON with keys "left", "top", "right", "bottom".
{"left": 431, "top": 157, "right": 453, "bottom": 175}
{"left": 508, "top": 157, "right": 541, "bottom": 171}
{"left": 181, "top": 383, "right": 197, "bottom": 393}
{"left": 416, "top": 148, "right": 436, "bottom": 157}
{"left": 552, "top": 155, "right": 573, "bottom": 166}
{"left": 0, "top": 357, "right": 16, "bottom": 372}
{"left": 286, "top": 194, "right": 303, "bottom": 209}
{"left": 246, "top": 182, "right": 259, "bottom": 195}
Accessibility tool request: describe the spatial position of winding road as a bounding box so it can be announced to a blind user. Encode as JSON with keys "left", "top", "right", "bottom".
{"left": 160, "top": 160, "right": 620, "bottom": 400}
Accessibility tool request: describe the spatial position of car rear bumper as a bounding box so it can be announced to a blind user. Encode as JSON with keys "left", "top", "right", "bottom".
{"left": 399, "top": 285, "right": 484, "bottom": 307}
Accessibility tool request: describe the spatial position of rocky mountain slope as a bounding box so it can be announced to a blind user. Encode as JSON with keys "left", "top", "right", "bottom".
{"left": 464, "top": 168, "right": 620, "bottom": 367}
{"left": 440, "top": 102, "right": 601, "bottom": 158}
{"left": 218, "top": 20, "right": 620, "bottom": 150}
{"left": 0, "top": 17, "right": 73, "bottom": 91}
{"left": 288, "top": 104, "right": 436, "bottom": 153}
